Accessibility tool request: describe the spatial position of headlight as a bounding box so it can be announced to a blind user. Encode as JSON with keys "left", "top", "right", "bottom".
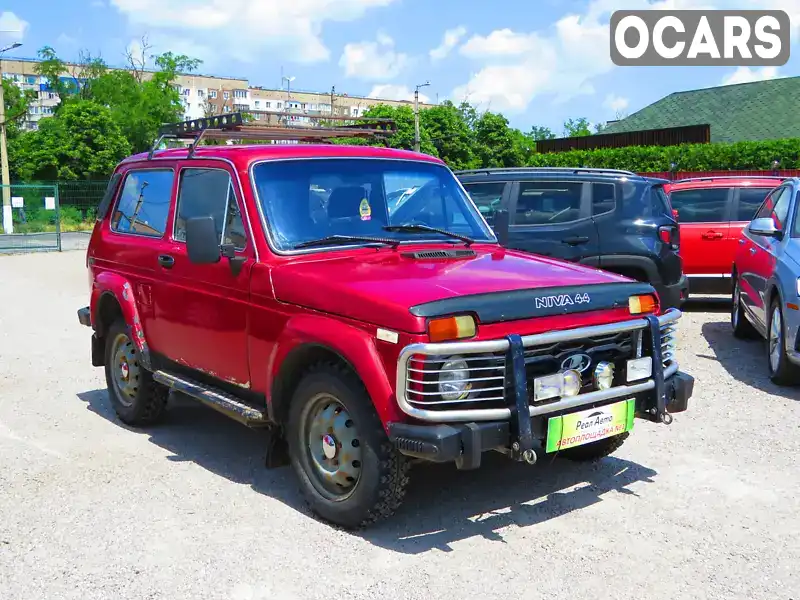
{"left": 594, "top": 361, "right": 615, "bottom": 390}
{"left": 438, "top": 356, "right": 471, "bottom": 401}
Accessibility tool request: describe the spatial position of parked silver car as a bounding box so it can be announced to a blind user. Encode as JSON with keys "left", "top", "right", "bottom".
{"left": 731, "top": 177, "right": 800, "bottom": 384}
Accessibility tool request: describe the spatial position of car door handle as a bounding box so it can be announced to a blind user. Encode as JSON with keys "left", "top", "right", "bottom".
{"left": 158, "top": 254, "right": 175, "bottom": 268}
{"left": 562, "top": 236, "right": 589, "bottom": 245}
{"left": 701, "top": 231, "right": 724, "bottom": 240}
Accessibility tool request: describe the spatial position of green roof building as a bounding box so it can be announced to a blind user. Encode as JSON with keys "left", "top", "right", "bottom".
{"left": 602, "top": 76, "right": 800, "bottom": 143}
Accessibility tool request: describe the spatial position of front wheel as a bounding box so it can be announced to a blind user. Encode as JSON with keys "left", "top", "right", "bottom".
{"left": 286, "top": 363, "right": 410, "bottom": 529}
{"left": 767, "top": 301, "right": 800, "bottom": 386}
{"left": 731, "top": 276, "right": 757, "bottom": 339}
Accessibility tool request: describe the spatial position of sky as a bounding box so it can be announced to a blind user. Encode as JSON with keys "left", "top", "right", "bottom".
{"left": 0, "top": 0, "right": 798, "bottom": 133}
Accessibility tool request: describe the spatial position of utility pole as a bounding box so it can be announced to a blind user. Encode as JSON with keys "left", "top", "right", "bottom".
{"left": 330, "top": 85, "right": 335, "bottom": 117}
{"left": 414, "top": 81, "right": 430, "bottom": 153}
{"left": 0, "top": 41, "right": 22, "bottom": 235}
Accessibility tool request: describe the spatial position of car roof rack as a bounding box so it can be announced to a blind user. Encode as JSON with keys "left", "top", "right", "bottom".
{"left": 453, "top": 166, "right": 639, "bottom": 177}
{"left": 148, "top": 112, "right": 397, "bottom": 160}
{"left": 672, "top": 175, "right": 787, "bottom": 183}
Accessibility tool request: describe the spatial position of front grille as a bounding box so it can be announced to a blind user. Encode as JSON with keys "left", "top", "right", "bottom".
{"left": 405, "top": 331, "right": 642, "bottom": 411}
{"left": 661, "top": 322, "right": 676, "bottom": 368}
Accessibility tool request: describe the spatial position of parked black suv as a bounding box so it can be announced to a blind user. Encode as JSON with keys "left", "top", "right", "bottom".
{"left": 456, "top": 167, "right": 688, "bottom": 309}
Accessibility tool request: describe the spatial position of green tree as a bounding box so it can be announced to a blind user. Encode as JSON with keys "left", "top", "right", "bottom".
{"left": 34, "top": 47, "right": 73, "bottom": 110}
{"left": 510, "top": 128, "right": 536, "bottom": 165}
{"left": 563, "top": 117, "right": 592, "bottom": 137}
{"left": 347, "top": 104, "right": 438, "bottom": 156}
{"left": 10, "top": 100, "right": 131, "bottom": 181}
{"left": 473, "top": 111, "right": 522, "bottom": 168}
{"left": 420, "top": 100, "right": 476, "bottom": 170}
{"left": 528, "top": 125, "right": 556, "bottom": 141}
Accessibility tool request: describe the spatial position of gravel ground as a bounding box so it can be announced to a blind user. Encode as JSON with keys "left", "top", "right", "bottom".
{"left": 1, "top": 251, "right": 798, "bottom": 600}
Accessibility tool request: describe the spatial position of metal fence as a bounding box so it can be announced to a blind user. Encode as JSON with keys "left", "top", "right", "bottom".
{"left": 0, "top": 180, "right": 108, "bottom": 253}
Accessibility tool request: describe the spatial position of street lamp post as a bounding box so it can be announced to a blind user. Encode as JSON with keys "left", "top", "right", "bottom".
{"left": 282, "top": 75, "right": 295, "bottom": 127}
{"left": 0, "top": 41, "right": 22, "bottom": 234}
{"left": 414, "top": 81, "right": 430, "bottom": 153}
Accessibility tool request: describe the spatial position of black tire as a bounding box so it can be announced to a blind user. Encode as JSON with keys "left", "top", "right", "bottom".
{"left": 766, "top": 299, "right": 800, "bottom": 386}
{"left": 731, "top": 276, "right": 757, "bottom": 339}
{"left": 557, "top": 432, "right": 629, "bottom": 462}
{"left": 286, "top": 362, "right": 410, "bottom": 529}
{"left": 104, "top": 319, "right": 168, "bottom": 426}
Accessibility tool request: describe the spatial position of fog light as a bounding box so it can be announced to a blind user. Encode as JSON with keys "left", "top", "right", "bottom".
{"left": 626, "top": 356, "right": 653, "bottom": 382}
{"left": 594, "top": 361, "right": 615, "bottom": 390}
{"left": 562, "top": 369, "right": 582, "bottom": 396}
{"left": 533, "top": 373, "right": 563, "bottom": 402}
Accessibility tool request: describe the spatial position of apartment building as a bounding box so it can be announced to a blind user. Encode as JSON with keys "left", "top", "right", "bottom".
{"left": 1, "top": 57, "right": 435, "bottom": 131}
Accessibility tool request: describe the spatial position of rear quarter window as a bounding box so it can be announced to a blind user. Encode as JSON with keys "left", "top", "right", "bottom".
{"left": 669, "top": 188, "right": 730, "bottom": 223}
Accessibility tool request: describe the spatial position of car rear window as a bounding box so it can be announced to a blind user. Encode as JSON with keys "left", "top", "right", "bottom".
{"left": 736, "top": 187, "right": 773, "bottom": 222}
{"left": 669, "top": 188, "right": 729, "bottom": 223}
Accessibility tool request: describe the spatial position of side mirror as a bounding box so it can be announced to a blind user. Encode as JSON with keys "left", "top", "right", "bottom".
{"left": 186, "top": 216, "right": 221, "bottom": 264}
{"left": 748, "top": 217, "right": 782, "bottom": 238}
{"left": 494, "top": 208, "right": 510, "bottom": 246}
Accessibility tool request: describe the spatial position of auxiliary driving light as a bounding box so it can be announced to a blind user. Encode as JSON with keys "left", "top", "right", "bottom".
{"left": 593, "top": 361, "right": 615, "bottom": 390}
{"left": 533, "top": 369, "right": 582, "bottom": 402}
{"left": 626, "top": 356, "right": 653, "bottom": 382}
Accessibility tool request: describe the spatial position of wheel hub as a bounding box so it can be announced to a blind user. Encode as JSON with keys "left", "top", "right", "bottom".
{"left": 322, "top": 433, "right": 338, "bottom": 459}
{"left": 119, "top": 359, "right": 130, "bottom": 381}
{"left": 111, "top": 333, "right": 140, "bottom": 407}
{"left": 303, "top": 395, "right": 363, "bottom": 499}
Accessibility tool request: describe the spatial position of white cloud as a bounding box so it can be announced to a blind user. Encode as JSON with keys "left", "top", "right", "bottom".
{"left": 603, "top": 93, "right": 629, "bottom": 112}
{"left": 109, "top": 0, "right": 397, "bottom": 64}
{"left": 460, "top": 29, "right": 546, "bottom": 58}
{"left": 368, "top": 84, "right": 430, "bottom": 103}
{"left": 339, "top": 33, "right": 408, "bottom": 80}
{"left": 721, "top": 66, "right": 782, "bottom": 85}
{"left": 0, "top": 12, "right": 28, "bottom": 41}
{"left": 450, "top": 0, "right": 793, "bottom": 114}
{"left": 429, "top": 26, "right": 467, "bottom": 61}
{"left": 56, "top": 33, "right": 78, "bottom": 46}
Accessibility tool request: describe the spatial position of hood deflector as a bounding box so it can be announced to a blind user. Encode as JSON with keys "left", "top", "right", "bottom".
{"left": 401, "top": 249, "right": 476, "bottom": 260}
{"left": 409, "top": 282, "right": 656, "bottom": 323}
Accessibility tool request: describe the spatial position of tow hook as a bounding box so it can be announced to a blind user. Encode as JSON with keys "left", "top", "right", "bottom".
{"left": 511, "top": 442, "right": 538, "bottom": 465}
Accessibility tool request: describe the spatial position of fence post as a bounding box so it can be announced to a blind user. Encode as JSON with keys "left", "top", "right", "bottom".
{"left": 54, "top": 184, "right": 62, "bottom": 252}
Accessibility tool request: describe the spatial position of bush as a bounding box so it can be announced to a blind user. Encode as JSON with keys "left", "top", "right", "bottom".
{"left": 526, "top": 138, "right": 800, "bottom": 171}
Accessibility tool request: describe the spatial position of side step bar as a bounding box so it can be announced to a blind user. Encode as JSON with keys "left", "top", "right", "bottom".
{"left": 153, "top": 370, "right": 271, "bottom": 427}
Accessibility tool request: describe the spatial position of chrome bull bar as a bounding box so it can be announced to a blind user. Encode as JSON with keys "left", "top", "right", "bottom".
{"left": 396, "top": 308, "right": 681, "bottom": 423}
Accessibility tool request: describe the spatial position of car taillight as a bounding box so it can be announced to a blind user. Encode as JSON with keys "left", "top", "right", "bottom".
{"left": 658, "top": 225, "right": 679, "bottom": 251}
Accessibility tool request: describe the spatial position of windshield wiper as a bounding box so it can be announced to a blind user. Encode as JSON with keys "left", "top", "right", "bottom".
{"left": 383, "top": 224, "right": 474, "bottom": 246}
{"left": 294, "top": 235, "right": 400, "bottom": 250}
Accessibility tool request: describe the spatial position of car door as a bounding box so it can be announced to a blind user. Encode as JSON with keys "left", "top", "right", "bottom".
{"left": 669, "top": 186, "right": 732, "bottom": 278}
{"left": 461, "top": 181, "right": 510, "bottom": 228}
{"left": 504, "top": 180, "right": 599, "bottom": 262}
{"left": 730, "top": 185, "right": 777, "bottom": 270}
{"left": 151, "top": 162, "right": 254, "bottom": 388}
{"left": 739, "top": 186, "right": 791, "bottom": 330}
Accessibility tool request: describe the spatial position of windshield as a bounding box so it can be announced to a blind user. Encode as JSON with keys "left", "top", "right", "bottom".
{"left": 252, "top": 158, "right": 495, "bottom": 251}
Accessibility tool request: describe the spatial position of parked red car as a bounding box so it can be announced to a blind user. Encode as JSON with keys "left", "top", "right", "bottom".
{"left": 77, "top": 115, "right": 694, "bottom": 528}
{"left": 665, "top": 176, "right": 785, "bottom": 294}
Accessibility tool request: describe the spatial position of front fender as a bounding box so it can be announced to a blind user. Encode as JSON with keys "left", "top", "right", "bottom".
{"left": 91, "top": 271, "right": 149, "bottom": 357}
{"left": 268, "top": 315, "right": 405, "bottom": 429}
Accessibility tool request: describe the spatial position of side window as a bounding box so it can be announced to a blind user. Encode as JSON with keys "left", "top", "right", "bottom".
{"left": 111, "top": 170, "right": 174, "bottom": 237}
{"left": 771, "top": 187, "right": 791, "bottom": 229}
{"left": 463, "top": 182, "right": 505, "bottom": 225}
{"left": 513, "top": 181, "right": 582, "bottom": 226}
{"left": 668, "top": 188, "right": 729, "bottom": 223}
{"left": 592, "top": 183, "right": 615, "bottom": 216}
{"left": 737, "top": 187, "right": 773, "bottom": 222}
{"left": 174, "top": 168, "right": 246, "bottom": 249}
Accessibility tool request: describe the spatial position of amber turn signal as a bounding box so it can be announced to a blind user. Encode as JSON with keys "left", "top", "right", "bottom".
{"left": 428, "top": 315, "right": 477, "bottom": 342}
{"left": 629, "top": 294, "right": 657, "bottom": 315}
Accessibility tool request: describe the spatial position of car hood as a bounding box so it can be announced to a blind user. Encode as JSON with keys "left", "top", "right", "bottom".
{"left": 270, "top": 245, "right": 642, "bottom": 333}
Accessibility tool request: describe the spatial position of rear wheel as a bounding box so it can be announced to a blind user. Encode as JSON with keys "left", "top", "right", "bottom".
{"left": 767, "top": 300, "right": 800, "bottom": 386}
{"left": 558, "top": 432, "right": 629, "bottom": 462}
{"left": 731, "top": 276, "right": 757, "bottom": 339}
{"left": 104, "top": 320, "right": 168, "bottom": 426}
{"left": 286, "top": 363, "right": 410, "bottom": 529}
